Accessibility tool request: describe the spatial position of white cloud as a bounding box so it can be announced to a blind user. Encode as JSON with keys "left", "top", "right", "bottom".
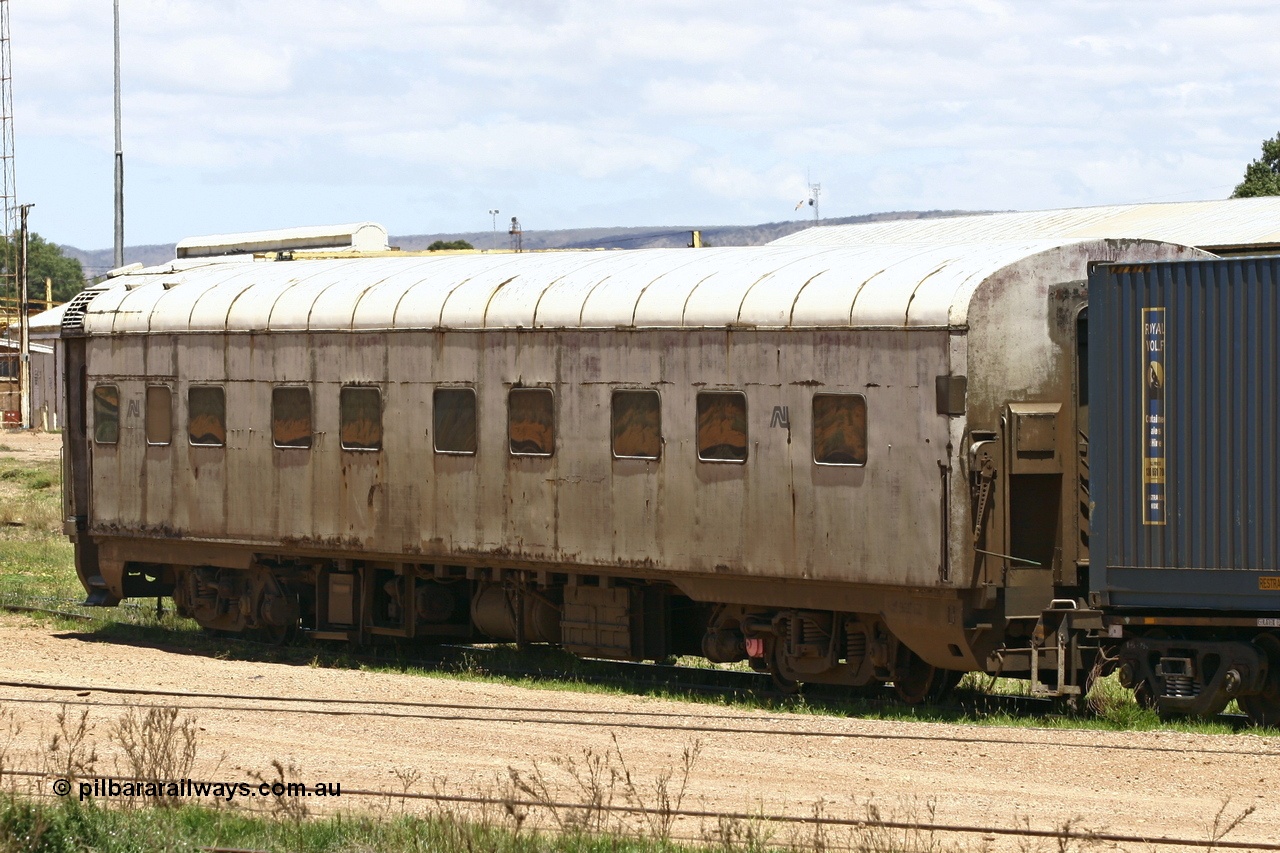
{"left": 9, "top": 0, "right": 1280, "bottom": 247}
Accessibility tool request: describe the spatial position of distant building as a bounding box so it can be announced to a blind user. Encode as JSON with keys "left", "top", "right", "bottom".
{"left": 1, "top": 303, "right": 65, "bottom": 430}
{"left": 772, "top": 198, "right": 1280, "bottom": 255}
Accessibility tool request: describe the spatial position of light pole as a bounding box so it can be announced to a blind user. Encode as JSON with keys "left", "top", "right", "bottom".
{"left": 17, "top": 202, "right": 31, "bottom": 429}
{"left": 488, "top": 209, "right": 499, "bottom": 251}
{"left": 113, "top": 0, "right": 124, "bottom": 268}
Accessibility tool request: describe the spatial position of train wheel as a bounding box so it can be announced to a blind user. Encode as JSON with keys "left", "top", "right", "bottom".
{"left": 1241, "top": 634, "right": 1280, "bottom": 728}
{"left": 256, "top": 619, "right": 297, "bottom": 646}
{"left": 767, "top": 639, "right": 800, "bottom": 695}
{"left": 893, "top": 649, "right": 957, "bottom": 705}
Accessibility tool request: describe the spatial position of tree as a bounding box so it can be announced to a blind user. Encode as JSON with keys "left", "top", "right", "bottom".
{"left": 426, "top": 239, "right": 474, "bottom": 251}
{"left": 1, "top": 232, "right": 87, "bottom": 305}
{"left": 1231, "top": 133, "right": 1280, "bottom": 198}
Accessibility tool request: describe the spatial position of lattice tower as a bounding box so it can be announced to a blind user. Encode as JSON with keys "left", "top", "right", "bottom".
{"left": 0, "top": 0, "right": 16, "bottom": 329}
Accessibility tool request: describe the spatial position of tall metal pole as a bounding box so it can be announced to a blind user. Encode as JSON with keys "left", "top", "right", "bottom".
{"left": 113, "top": 0, "right": 124, "bottom": 268}
{"left": 488, "top": 209, "right": 499, "bottom": 251}
{"left": 0, "top": 0, "right": 17, "bottom": 345}
{"left": 17, "top": 201, "right": 30, "bottom": 429}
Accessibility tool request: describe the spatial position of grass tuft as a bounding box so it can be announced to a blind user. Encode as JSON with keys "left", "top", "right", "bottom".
{"left": 0, "top": 456, "right": 63, "bottom": 537}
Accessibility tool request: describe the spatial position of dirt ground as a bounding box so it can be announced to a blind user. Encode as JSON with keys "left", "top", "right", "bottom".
{"left": 0, "top": 617, "right": 1275, "bottom": 852}
{"left": 0, "top": 428, "right": 62, "bottom": 462}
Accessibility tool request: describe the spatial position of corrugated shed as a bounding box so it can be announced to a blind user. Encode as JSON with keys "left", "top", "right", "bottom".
{"left": 84, "top": 240, "right": 1134, "bottom": 334}
{"left": 1091, "top": 257, "right": 1280, "bottom": 609}
{"left": 772, "top": 198, "right": 1280, "bottom": 253}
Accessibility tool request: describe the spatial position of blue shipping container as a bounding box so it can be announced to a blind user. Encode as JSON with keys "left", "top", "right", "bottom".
{"left": 1090, "top": 257, "right": 1280, "bottom": 611}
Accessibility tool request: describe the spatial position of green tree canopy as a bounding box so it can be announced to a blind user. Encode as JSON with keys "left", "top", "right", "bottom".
{"left": 2, "top": 232, "right": 87, "bottom": 305}
{"left": 426, "top": 239, "right": 474, "bottom": 251}
{"left": 1232, "top": 133, "right": 1280, "bottom": 198}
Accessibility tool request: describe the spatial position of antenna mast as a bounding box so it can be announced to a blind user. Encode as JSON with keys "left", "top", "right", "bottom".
{"left": 0, "top": 0, "right": 22, "bottom": 426}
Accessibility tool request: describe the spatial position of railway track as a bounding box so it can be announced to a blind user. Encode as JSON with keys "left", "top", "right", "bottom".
{"left": 0, "top": 677, "right": 1273, "bottom": 758}
{"left": 2, "top": 607, "right": 1276, "bottom": 849}
{"left": 0, "top": 598, "right": 1257, "bottom": 732}
{"left": 3, "top": 766, "right": 1277, "bottom": 851}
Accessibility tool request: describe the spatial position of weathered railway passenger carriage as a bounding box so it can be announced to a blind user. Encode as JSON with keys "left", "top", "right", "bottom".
{"left": 62, "top": 239, "right": 1204, "bottom": 700}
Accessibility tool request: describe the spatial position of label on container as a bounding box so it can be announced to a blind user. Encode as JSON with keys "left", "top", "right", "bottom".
{"left": 1142, "top": 307, "right": 1166, "bottom": 526}
{"left": 1259, "top": 577, "right": 1280, "bottom": 591}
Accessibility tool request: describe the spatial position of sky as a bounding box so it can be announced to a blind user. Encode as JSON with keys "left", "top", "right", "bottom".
{"left": 11, "top": 1, "right": 1280, "bottom": 251}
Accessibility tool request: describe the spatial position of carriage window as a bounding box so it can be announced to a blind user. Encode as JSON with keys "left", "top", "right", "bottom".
{"left": 93, "top": 384, "right": 119, "bottom": 445}
{"left": 612, "top": 390, "right": 661, "bottom": 460}
{"left": 696, "top": 391, "right": 747, "bottom": 462}
{"left": 340, "top": 386, "right": 382, "bottom": 451}
{"left": 272, "top": 387, "right": 312, "bottom": 449}
{"left": 508, "top": 388, "right": 554, "bottom": 456}
{"left": 434, "top": 388, "right": 477, "bottom": 455}
{"left": 145, "top": 385, "right": 172, "bottom": 446}
{"left": 187, "top": 386, "right": 226, "bottom": 447}
{"left": 812, "top": 394, "right": 867, "bottom": 466}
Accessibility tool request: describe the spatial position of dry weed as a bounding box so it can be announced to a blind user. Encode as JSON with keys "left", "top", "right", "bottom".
{"left": 391, "top": 765, "right": 422, "bottom": 811}
{"left": 109, "top": 704, "right": 199, "bottom": 807}
{"left": 505, "top": 735, "right": 702, "bottom": 841}
{"left": 43, "top": 705, "right": 97, "bottom": 785}
{"left": 0, "top": 705, "right": 22, "bottom": 793}
{"left": 701, "top": 811, "right": 774, "bottom": 853}
{"left": 1205, "top": 797, "right": 1256, "bottom": 852}
{"left": 248, "top": 759, "right": 309, "bottom": 821}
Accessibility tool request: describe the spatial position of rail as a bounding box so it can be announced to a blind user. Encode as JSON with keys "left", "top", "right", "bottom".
{"left": 0, "top": 768, "right": 1275, "bottom": 851}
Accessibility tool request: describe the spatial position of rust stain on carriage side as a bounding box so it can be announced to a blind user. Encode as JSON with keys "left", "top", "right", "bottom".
{"left": 279, "top": 534, "right": 368, "bottom": 551}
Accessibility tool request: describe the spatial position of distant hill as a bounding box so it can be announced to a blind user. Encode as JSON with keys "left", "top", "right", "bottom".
{"left": 60, "top": 210, "right": 983, "bottom": 276}
{"left": 396, "top": 210, "right": 982, "bottom": 252}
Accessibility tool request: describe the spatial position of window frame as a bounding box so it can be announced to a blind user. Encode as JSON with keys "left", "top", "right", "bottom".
{"left": 187, "top": 385, "right": 227, "bottom": 448}
{"left": 92, "top": 383, "right": 120, "bottom": 446}
{"left": 145, "top": 384, "right": 173, "bottom": 446}
{"left": 433, "top": 386, "right": 478, "bottom": 456}
{"left": 695, "top": 390, "right": 749, "bottom": 464}
{"left": 811, "top": 392, "right": 869, "bottom": 467}
{"left": 507, "top": 386, "right": 556, "bottom": 458}
{"left": 339, "top": 384, "right": 383, "bottom": 452}
{"left": 271, "top": 385, "right": 313, "bottom": 450}
{"left": 610, "top": 389, "right": 662, "bottom": 461}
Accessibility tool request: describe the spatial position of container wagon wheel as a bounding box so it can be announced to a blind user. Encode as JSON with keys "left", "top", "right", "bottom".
{"left": 1240, "top": 634, "right": 1280, "bottom": 728}
{"left": 1129, "top": 628, "right": 1168, "bottom": 713}
{"left": 1132, "top": 681, "right": 1159, "bottom": 711}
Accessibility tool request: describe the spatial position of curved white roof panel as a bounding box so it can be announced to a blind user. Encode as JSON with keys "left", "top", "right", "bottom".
{"left": 80, "top": 240, "right": 1188, "bottom": 335}
{"left": 771, "top": 198, "right": 1280, "bottom": 253}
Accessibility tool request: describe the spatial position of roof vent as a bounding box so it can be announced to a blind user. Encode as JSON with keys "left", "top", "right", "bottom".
{"left": 60, "top": 286, "right": 108, "bottom": 337}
